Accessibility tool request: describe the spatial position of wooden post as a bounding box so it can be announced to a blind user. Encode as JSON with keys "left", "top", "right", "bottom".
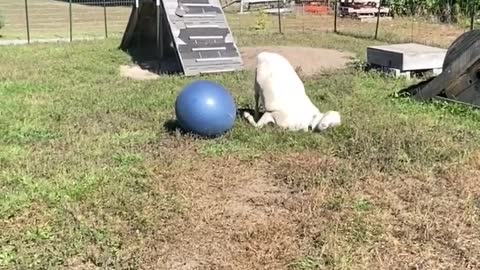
{"left": 24, "top": 0, "right": 30, "bottom": 44}
{"left": 103, "top": 0, "right": 108, "bottom": 38}
{"left": 135, "top": 0, "right": 140, "bottom": 48}
{"left": 374, "top": 0, "right": 381, "bottom": 39}
{"left": 470, "top": 0, "right": 475, "bottom": 31}
{"left": 156, "top": 0, "right": 163, "bottom": 59}
{"left": 333, "top": 0, "right": 337, "bottom": 33}
{"left": 69, "top": 0, "right": 73, "bottom": 42}
{"left": 277, "top": 0, "right": 282, "bottom": 34}
{"left": 302, "top": 2, "right": 305, "bottom": 33}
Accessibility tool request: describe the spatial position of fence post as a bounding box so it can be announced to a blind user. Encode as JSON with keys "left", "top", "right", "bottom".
{"left": 277, "top": 0, "right": 282, "bottom": 34}
{"left": 135, "top": 0, "right": 140, "bottom": 48}
{"left": 103, "top": 0, "right": 108, "bottom": 38}
{"left": 302, "top": 3, "right": 305, "bottom": 33}
{"left": 333, "top": 0, "right": 337, "bottom": 33}
{"left": 156, "top": 0, "right": 163, "bottom": 59}
{"left": 470, "top": 0, "right": 476, "bottom": 31}
{"left": 24, "top": 0, "right": 30, "bottom": 44}
{"left": 374, "top": 1, "right": 381, "bottom": 39}
{"left": 69, "top": 0, "right": 73, "bottom": 42}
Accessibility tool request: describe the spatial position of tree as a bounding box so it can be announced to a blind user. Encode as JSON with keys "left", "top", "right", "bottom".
{"left": 384, "top": 0, "right": 478, "bottom": 23}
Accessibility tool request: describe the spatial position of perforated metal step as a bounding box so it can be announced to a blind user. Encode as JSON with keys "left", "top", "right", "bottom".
{"left": 163, "top": 0, "right": 243, "bottom": 75}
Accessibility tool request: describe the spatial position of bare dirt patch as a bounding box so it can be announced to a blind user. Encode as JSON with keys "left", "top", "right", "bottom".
{"left": 240, "top": 46, "right": 355, "bottom": 76}
{"left": 119, "top": 65, "right": 161, "bottom": 80}
{"left": 119, "top": 46, "right": 354, "bottom": 80}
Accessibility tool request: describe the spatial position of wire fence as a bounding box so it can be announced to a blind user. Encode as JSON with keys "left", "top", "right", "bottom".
{"left": 0, "top": 0, "right": 478, "bottom": 47}
{"left": 226, "top": 0, "right": 479, "bottom": 48}
{"left": 0, "top": 0, "right": 133, "bottom": 42}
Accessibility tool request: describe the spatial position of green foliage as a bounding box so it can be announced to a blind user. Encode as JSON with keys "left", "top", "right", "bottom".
{"left": 250, "top": 11, "right": 269, "bottom": 31}
{"left": 385, "top": 0, "right": 479, "bottom": 22}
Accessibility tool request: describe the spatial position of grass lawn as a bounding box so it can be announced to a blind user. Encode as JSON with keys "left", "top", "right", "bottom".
{"left": 1, "top": 31, "right": 480, "bottom": 269}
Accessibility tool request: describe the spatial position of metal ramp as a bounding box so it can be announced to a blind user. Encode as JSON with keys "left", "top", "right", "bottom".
{"left": 120, "top": 0, "right": 243, "bottom": 76}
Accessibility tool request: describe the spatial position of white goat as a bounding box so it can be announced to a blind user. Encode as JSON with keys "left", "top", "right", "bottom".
{"left": 242, "top": 51, "right": 342, "bottom": 132}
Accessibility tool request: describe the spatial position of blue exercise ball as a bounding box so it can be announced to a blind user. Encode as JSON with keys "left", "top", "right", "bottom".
{"left": 175, "top": 80, "right": 237, "bottom": 137}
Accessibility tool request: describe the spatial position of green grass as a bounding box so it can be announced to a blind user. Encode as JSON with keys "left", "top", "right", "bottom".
{"left": 1, "top": 32, "right": 480, "bottom": 269}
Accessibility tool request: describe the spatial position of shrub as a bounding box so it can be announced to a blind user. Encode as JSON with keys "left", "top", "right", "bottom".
{"left": 250, "top": 11, "right": 269, "bottom": 32}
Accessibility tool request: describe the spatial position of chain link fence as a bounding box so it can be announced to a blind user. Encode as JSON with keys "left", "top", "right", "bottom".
{"left": 0, "top": 0, "right": 478, "bottom": 47}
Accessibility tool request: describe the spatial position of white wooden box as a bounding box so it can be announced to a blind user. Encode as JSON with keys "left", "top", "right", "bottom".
{"left": 367, "top": 43, "right": 447, "bottom": 72}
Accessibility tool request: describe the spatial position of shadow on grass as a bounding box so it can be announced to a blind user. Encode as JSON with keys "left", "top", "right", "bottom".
{"left": 121, "top": 47, "right": 183, "bottom": 76}
{"left": 163, "top": 107, "right": 262, "bottom": 138}
{"left": 334, "top": 30, "right": 378, "bottom": 40}
{"left": 334, "top": 30, "right": 416, "bottom": 45}
{"left": 163, "top": 119, "right": 185, "bottom": 135}
{"left": 391, "top": 76, "right": 480, "bottom": 113}
{"left": 393, "top": 76, "right": 436, "bottom": 98}
{"left": 163, "top": 118, "right": 233, "bottom": 140}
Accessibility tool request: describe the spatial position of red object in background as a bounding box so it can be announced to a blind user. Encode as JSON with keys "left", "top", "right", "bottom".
{"left": 304, "top": 3, "right": 330, "bottom": 15}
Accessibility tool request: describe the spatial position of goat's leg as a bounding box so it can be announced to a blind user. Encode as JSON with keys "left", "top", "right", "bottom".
{"left": 254, "top": 73, "right": 261, "bottom": 121}
{"left": 242, "top": 111, "right": 274, "bottom": 128}
{"left": 254, "top": 90, "right": 260, "bottom": 121}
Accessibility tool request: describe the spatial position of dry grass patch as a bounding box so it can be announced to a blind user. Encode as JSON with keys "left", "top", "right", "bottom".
{"left": 269, "top": 151, "right": 480, "bottom": 269}
{"left": 148, "top": 155, "right": 308, "bottom": 269}
{"left": 118, "top": 149, "right": 478, "bottom": 269}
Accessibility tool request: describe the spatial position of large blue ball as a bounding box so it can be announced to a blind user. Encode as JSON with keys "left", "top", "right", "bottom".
{"left": 175, "top": 80, "right": 237, "bottom": 137}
